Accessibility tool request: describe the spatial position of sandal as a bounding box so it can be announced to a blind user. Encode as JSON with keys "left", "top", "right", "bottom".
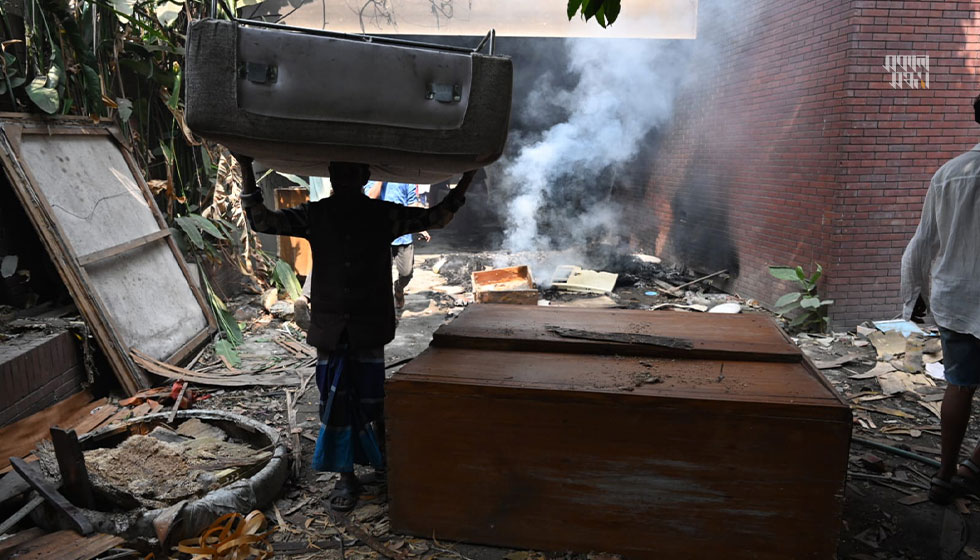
{"left": 328, "top": 477, "right": 361, "bottom": 512}
{"left": 952, "top": 459, "right": 980, "bottom": 496}
{"left": 930, "top": 476, "right": 957, "bottom": 505}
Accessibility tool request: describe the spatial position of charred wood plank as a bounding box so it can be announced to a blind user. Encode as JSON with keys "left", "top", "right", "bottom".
{"left": 8, "top": 456, "right": 93, "bottom": 535}
{"left": 49, "top": 427, "right": 95, "bottom": 509}
{"left": 544, "top": 325, "right": 694, "bottom": 349}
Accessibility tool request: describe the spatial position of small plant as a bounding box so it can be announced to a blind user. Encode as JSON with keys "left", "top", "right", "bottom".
{"left": 769, "top": 264, "right": 834, "bottom": 332}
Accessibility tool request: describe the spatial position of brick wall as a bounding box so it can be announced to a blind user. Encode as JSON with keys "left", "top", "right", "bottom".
{"left": 0, "top": 330, "right": 86, "bottom": 426}
{"left": 637, "top": 0, "right": 980, "bottom": 328}
{"left": 831, "top": 1, "right": 980, "bottom": 326}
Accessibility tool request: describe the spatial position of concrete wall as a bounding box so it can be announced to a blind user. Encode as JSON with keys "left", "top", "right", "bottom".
{"left": 638, "top": 0, "right": 980, "bottom": 328}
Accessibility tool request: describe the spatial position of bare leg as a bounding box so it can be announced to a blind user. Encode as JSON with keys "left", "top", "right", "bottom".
{"left": 939, "top": 385, "right": 977, "bottom": 480}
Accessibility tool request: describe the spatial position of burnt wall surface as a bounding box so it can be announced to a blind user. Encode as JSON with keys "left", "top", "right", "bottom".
{"left": 639, "top": 0, "right": 980, "bottom": 327}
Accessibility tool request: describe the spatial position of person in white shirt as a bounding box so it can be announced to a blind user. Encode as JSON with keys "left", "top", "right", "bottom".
{"left": 901, "top": 94, "right": 980, "bottom": 504}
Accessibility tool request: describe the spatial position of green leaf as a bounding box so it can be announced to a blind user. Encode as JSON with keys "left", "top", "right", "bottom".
{"left": 116, "top": 97, "right": 133, "bottom": 121}
{"left": 213, "top": 339, "right": 242, "bottom": 367}
{"left": 808, "top": 263, "right": 823, "bottom": 285}
{"left": 768, "top": 267, "right": 800, "bottom": 282}
{"left": 273, "top": 259, "right": 304, "bottom": 301}
{"left": 774, "top": 292, "right": 802, "bottom": 308}
{"left": 26, "top": 77, "right": 59, "bottom": 114}
{"left": 789, "top": 313, "right": 815, "bottom": 328}
{"left": 160, "top": 140, "right": 176, "bottom": 164}
{"left": 167, "top": 67, "right": 182, "bottom": 109}
{"left": 800, "top": 296, "right": 821, "bottom": 309}
{"left": 276, "top": 172, "right": 310, "bottom": 189}
{"left": 187, "top": 213, "right": 226, "bottom": 240}
{"left": 81, "top": 64, "right": 104, "bottom": 115}
{"left": 583, "top": 0, "right": 602, "bottom": 20}
{"left": 204, "top": 274, "right": 244, "bottom": 346}
{"left": 819, "top": 299, "right": 835, "bottom": 307}
{"left": 595, "top": 4, "right": 607, "bottom": 27}
{"left": 175, "top": 216, "right": 205, "bottom": 249}
{"left": 604, "top": 0, "right": 621, "bottom": 24}
{"left": 0, "top": 76, "right": 24, "bottom": 95}
{"left": 567, "top": 0, "right": 583, "bottom": 19}
{"left": 794, "top": 266, "right": 806, "bottom": 281}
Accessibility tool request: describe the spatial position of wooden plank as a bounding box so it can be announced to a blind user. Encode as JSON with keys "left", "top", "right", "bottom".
{"left": 69, "top": 404, "right": 119, "bottom": 435}
{"left": 0, "top": 527, "right": 46, "bottom": 554}
{"left": 387, "top": 379, "right": 851, "bottom": 559}
{"left": 396, "top": 348, "right": 848, "bottom": 414}
{"left": 544, "top": 326, "right": 694, "bottom": 350}
{"left": 76, "top": 229, "right": 171, "bottom": 267}
{"left": 9, "top": 457, "right": 93, "bottom": 535}
{"left": 432, "top": 304, "right": 802, "bottom": 362}
{"left": 131, "top": 349, "right": 300, "bottom": 387}
{"left": 0, "top": 530, "right": 123, "bottom": 560}
{"left": 0, "top": 391, "right": 94, "bottom": 471}
{"left": 49, "top": 428, "right": 95, "bottom": 509}
{"left": 0, "top": 495, "right": 44, "bottom": 536}
{"left": 0, "top": 471, "right": 30, "bottom": 504}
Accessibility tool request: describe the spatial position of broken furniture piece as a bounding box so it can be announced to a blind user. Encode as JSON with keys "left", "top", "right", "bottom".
{"left": 550, "top": 265, "right": 618, "bottom": 294}
{"left": 387, "top": 305, "right": 851, "bottom": 559}
{"left": 0, "top": 116, "right": 217, "bottom": 395}
{"left": 185, "top": 17, "right": 513, "bottom": 183}
{"left": 0, "top": 527, "right": 124, "bottom": 559}
{"left": 471, "top": 266, "right": 537, "bottom": 305}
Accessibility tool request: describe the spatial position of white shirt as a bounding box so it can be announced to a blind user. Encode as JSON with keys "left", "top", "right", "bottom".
{"left": 308, "top": 176, "right": 332, "bottom": 202}
{"left": 901, "top": 143, "right": 980, "bottom": 338}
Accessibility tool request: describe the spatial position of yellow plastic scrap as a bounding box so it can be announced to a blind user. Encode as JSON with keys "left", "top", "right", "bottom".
{"left": 176, "top": 511, "right": 276, "bottom": 559}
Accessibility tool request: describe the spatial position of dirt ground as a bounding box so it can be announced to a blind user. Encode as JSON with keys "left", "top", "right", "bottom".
{"left": 169, "top": 237, "right": 980, "bottom": 559}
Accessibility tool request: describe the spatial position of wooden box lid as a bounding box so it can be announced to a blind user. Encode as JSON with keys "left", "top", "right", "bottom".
{"left": 432, "top": 304, "right": 802, "bottom": 362}
{"left": 393, "top": 305, "right": 849, "bottom": 419}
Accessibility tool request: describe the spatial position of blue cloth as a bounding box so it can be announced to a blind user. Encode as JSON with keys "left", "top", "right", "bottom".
{"left": 939, "top": 327, "right": 980, "bottom": 387}
{"left": 380, "top": 183, "right": 419, "bottom": 246}
{"left": 312, "top": 347, "right": 386, "bottom": 473}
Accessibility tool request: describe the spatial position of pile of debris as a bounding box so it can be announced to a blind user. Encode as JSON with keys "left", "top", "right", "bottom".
{"left": 34, "top": 418, "right": 272, "bottom": 510}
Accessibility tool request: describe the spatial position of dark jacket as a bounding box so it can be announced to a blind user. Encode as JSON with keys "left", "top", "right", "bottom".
{"left": 242, "top": 187, "right": 465, "bottom": 350}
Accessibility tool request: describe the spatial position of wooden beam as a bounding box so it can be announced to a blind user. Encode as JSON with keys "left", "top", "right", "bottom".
{"left": 9, "top": 457, "right": 94, "bottom": 535}
{"left": 76, "top": 229, "right": 170, "bottom": 267}
{"left": 0, "top": 495, "right": 44, "bottom": 536}
{"left": 49, "top": 427, "right": 95, "bottom": 509}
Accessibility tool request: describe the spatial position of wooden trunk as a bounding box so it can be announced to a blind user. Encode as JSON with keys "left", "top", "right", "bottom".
{"left": 386, "top": 305, "right": 851, "bottom": 559}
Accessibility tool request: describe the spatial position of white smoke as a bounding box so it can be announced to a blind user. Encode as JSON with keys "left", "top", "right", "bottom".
{"left": 500, "top": 38, "right": 692, "bottom": 256}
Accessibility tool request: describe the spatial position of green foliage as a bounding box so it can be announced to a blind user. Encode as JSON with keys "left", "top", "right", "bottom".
{"left": 272, "top": 259, "right": 303, "bottom": 301}
{"left": 769, "top": 264, "right": 834, "bottom": 332}
{"left": 567, "top": 0, "right": 622, "bottom": 28}
{"left": 0, "top": 0, "right": 214, "bottom": 220}
{"left": 213, "top": 339, "right": 241, "bottom": 368}
{"left": 175, "top": 213, "right": 230, "bottom": 259}
{"left": 203, "top": 274, "right": 244, "bottom": 347}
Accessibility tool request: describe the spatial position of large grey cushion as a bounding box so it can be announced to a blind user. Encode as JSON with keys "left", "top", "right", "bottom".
{"left": 185, "top": 19, "right": 513, "bottom": 183}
